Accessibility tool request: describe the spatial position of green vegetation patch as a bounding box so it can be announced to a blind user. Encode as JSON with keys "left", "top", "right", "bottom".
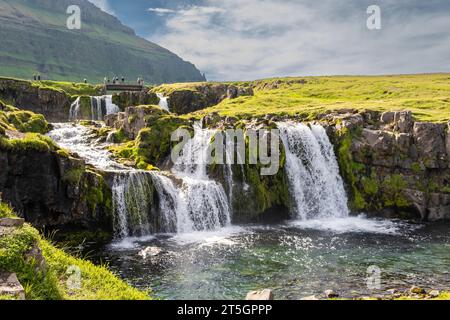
{"left": 186, "top": 74, "right": 450, "bottom": 122}
{"left": 0, "top": 202, "right": 150, "bottom": 300}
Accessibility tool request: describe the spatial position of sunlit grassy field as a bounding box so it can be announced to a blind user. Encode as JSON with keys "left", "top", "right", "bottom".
{"left": 184, "top": 74, "right": 450, "bottom": 122}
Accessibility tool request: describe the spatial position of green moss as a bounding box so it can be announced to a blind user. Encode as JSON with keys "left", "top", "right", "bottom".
{"left": 336, "top": 129, "right": 366, "bottom": 210}
{"left": 382, "top": 174, "right": 410, "bottom": 207}
{"left": 62, "top": 168, "right": 84, "bottom": 186}
{"left": 0, "top": 133, "right": 60, "bottom": 153}
{"left": 361, "top": 176, "right": 379, "bottom": 196}
{"left": 7, "top": 111, "right": 49, "bottom": 134}
{"left": 110, "top": 112, "right": 192, "bottom": 167}
{"left": 0, "top": 198, "right": 14, "bottom": 218}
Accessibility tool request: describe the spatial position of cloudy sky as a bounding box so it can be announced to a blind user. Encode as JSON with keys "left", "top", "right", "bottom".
{"left": 88, "top": 0, "right": 450, "bottom": 81}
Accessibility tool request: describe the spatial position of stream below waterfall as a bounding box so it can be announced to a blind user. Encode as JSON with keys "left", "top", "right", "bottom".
{"left": 48, "top": 121, "right": 450, "bottom": 300}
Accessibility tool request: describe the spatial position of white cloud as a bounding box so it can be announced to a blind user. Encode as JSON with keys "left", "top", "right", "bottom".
{"left": 147, "top": 8, "right": 177, "bottom": 15}
{"left": 147, "top": 0, "right": 450, "bottom": 81}
{"left": 88, "top": 0, "right": 115, "bottom": 15}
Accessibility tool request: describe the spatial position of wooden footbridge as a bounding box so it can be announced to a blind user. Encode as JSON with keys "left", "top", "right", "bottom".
{"left": 103, "top": 84, "right": 144, "bottom": 92}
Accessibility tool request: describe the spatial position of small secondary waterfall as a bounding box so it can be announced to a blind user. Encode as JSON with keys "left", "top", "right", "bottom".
{"left": 156, "top": 93, "right": 169, "bottom": 111}
{"left": 278, "top": 122, "right": 349, "bottom": 220}
{"left": 69, "top": 97, "right": 81, "bottom": 122}
{"left": 91, "top": 95, "right": 120, "bottom": 121}
{"left": 68, "top": 95, "right": 120, "bottom": 121}
{"left": 112, "top": 171, "right": 153, "bottom": 238}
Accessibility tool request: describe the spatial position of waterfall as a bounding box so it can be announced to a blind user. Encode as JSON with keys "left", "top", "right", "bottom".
{"left": 172, "top": 123, "right": 232, "bottom": 231}
{"left": 69, "top": 97, "right": 81, "bottom": 121}
{"left": 68, "top": 95, "right": 119, "bottom": 121}
{"left": 91, "top": 95, "right": 120, "bottom": 121}
{"left": 278, "top": 122, "right": 349, "bottom": 220}
{"left": 112, "top": 171, "right": 153, "bottom": 238}
{"left": 156, "top": 93, "right": 169, "bottom": 111}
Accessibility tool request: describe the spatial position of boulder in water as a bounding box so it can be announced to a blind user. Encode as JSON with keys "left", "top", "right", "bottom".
{"left": 245, "top": 289, "right": 274, "bottom": 301}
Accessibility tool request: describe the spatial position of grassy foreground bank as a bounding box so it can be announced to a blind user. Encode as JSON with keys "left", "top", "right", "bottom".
{"left": 0, "top": 201, "right": 150, "bottom": 300}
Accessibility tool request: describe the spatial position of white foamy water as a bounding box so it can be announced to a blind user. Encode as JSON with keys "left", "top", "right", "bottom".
{"left": 156, "top": 93, "right": 169, "bottom": 111}
{"left": 278, "top": 122, "right": 349, "bottom": 220}
{"left": 289, "top": 216, "right": 421, "bottom": 235}
{"left": 48, "top": 123, "right": 125, "bottom": 170}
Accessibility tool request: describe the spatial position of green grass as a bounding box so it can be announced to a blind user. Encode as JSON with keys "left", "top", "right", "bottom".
{"left": 33, "top": 80, "right": 102, "bottom": 97}
{"left": 177, "top": 74, "right": 450, "bottom": 122}
{"left": 0, "top": 202, "right": 150, "bottom": 300}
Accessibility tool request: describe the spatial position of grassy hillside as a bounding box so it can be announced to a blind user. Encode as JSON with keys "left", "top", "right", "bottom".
{"left": 0, "top": 201, "right": 149, "bottom": 300}
{"left": 0, "top": 0, "right": 205, "bottom": 84}
{"left": 177, "top": 74, "right": 450, "bottom": 122}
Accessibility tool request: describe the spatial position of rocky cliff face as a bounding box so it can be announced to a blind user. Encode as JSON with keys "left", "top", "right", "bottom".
{"left": 0, "top": 79, "right": 72, "bottom": 122}
{"left": 0, "top": 146, "right": 112, "bottom": 232}
{"left": 324, "top": 110, "right": 450, "bottom": 221}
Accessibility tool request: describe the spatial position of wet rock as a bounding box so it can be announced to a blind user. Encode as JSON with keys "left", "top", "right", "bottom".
{"left": 0, "top": 272, "right": 25, "bottom": 300}
{"left": 0, "top": 217, "right": 24, "bottom": 228}
{"left": 409, "top": 286, "right": 426, "bottom": 295}
{"left": 324, "top": 289, "right": 339, "bottom": 298}
{"left": 428, "top": 290, "right": 440, "bottom": 298}
{"left": 245, "top": 289, "right": 274, "bottom": 301}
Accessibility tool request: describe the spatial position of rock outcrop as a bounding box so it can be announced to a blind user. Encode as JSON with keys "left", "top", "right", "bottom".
{"left": 328, "top": 110, "right": 450, "bottom": 221}
{"left": 112, "top": 91, "right": 159, "bottom": 111}
{"left": 0, "top": 146, "right": 113, "bottom": 232}
{"left": 0, "top": 78, "right": 72, "bottom": 122}
{"left": 153, "top": 83, "right": 254, "bottom": 115}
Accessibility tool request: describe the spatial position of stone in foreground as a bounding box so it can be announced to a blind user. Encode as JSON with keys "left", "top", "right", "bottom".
{"left": 409, "top": 286, "right": 426, "bottom": 295}
{"left": 324, "top": 289, "right": 339, "bottom": 298}
{"left": 0, "top": 272, "right": 25, "bottom": 300}
{"left": 246, "top": 289, "right": 274, "bottom": 300}
{"left": 0, "top": 217, "right": 24, "bottom": 228}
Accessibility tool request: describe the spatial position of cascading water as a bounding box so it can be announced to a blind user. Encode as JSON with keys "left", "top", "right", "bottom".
{"left": 172, "top": 123, "right": 232, "bottom": 231}
{"left": 156, "top": 93, "right": 169, "bottom": 111}
{"left": 278, "top": 122, "right": 349, "bottom": 220}
{"left": 112, "top": 171, "right": 153, "bottom": 238}
{"left": 69, "top": 97, "right": 81, "bottom": 121}
{"left": 68, "top": 95, "right": 120, "bottom": 121}
{"left": 91, "top": 95, "right": 120, "bottom": 121}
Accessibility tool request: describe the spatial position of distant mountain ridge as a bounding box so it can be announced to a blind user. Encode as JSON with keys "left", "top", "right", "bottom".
{"left": 0, "top": 0, "right": 205, "bottom": 83}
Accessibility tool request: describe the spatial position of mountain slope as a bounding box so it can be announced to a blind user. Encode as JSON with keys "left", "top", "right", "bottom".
{"left": 0, "top": 0, "right": 205, "bottom": 83}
